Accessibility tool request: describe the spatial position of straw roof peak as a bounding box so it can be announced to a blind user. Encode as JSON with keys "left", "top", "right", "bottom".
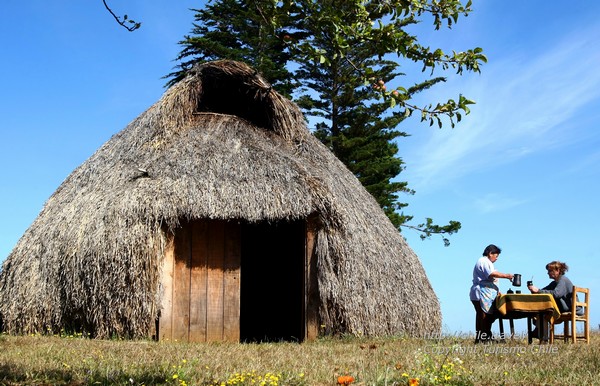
{"left": 156, "top": 60, "right": 308, "bottom": 143}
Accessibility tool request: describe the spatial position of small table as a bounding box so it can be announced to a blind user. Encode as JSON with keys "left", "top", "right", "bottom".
{"left": 495, "top": 293, "right": 561, "bottom": 343}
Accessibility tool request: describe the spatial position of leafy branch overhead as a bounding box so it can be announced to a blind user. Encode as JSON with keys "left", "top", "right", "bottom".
{"left": 102, "top": 0, "right": 141, "bottom": 32}
{"left": 287, "top": 0, "right": 487, "bottom": 129}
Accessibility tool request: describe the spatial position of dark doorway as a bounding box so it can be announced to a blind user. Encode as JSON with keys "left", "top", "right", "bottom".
{"left": 240, "top": 220, "right": 305, "bottom": 342}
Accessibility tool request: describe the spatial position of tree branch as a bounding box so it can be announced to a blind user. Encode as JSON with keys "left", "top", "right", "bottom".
{"left": 402, "top": 219, "right": 462, "bottom": 247}
{"left": 102, "top": 0, "right": 141, "bottom": 32}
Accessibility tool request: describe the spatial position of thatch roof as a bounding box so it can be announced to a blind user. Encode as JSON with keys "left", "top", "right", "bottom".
{"left": 0, "top": 60, "right": 441, "bottom": 338}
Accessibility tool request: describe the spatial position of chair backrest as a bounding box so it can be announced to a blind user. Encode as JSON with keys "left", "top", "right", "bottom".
{"left": 551, "top": 286, "right": 590, "bottom": 344}
{"left": 572, "top": 286, "right": 589, "bottom": 317}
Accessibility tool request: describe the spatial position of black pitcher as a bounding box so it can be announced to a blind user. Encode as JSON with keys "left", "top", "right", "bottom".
{"left": 512, "top": 273, "right": 522, "bottom": 287}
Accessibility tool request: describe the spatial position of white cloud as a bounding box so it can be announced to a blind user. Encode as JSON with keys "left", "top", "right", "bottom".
{"left": 404, "top": 21, "right": 600, "bottom": 192}
{"left": 473, "top": 193, "right": 528, "bottom": 214}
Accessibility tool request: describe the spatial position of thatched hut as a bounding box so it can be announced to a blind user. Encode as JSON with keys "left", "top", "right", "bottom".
{"left": 0, "top": 60, "right": 441, "bottom": 342}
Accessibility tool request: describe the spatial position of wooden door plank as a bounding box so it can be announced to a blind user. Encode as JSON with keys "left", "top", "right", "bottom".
{"left": 172, "top": 224, "right": 192, "bottom": 342}
{"left": 159, "top": 234, "right": 175, "bottom": 341}
{"left": 305, "top": 216, "right": 319, "bottom": 340}
{"left": 189, "top": 220, "right": 209, "bottom": 342}
{"left": 206, "top": 220, "right": 225, "bottom": 341}
{"left": 223, "top": 221, "right": 241, "bottom": 341}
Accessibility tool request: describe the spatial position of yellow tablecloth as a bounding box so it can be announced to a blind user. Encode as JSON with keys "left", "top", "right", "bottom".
{"left": 496, "top": 293, "right": 561, "bottom": 320}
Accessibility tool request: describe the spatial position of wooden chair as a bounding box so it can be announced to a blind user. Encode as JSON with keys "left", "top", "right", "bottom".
{"left": 549, "top": 286, "right": 590, "bottom": 344}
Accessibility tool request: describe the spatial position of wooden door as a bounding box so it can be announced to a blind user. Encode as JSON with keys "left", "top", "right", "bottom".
{"left": 159, "top": 219, "right": 241, "bottom": 342}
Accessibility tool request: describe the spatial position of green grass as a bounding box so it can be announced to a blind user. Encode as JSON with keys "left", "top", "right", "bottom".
{"left": 1, "top": 331, "right": 599, "bottom": 385}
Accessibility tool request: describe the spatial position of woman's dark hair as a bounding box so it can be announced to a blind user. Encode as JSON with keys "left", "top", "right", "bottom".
{"left": 546, "top": 261, "right": 569, "bottom": 275}
{"left": 482, "top": 244, "right": 502, "bottom": 257}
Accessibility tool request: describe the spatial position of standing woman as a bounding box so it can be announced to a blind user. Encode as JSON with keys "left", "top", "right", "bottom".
{"left": 469, "top": 244, "right": 514, "bottom": 343}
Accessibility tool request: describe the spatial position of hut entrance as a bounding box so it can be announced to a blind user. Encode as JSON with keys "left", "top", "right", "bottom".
{"left": 240, "top": 220, "right": 306, "bottom": 342}
{"left": 159, "top": 218, "right": 312, "bottom": 343}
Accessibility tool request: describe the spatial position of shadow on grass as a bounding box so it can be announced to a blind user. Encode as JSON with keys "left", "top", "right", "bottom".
{"left": 0, "top": 363, "right": 171, "bottom": 385}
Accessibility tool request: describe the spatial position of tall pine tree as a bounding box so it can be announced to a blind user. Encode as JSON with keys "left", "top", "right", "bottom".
{"left": 295, "top": 44, "right": 414, "bottom": 228}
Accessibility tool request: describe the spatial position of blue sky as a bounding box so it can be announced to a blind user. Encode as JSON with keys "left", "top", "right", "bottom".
{"left": 1, "top": 1, "right": 598, "bottom": 335}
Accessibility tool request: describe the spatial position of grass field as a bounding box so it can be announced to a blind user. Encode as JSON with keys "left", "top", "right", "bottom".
{"left": 1, "top": 331, "right": 599, "bottom": 385}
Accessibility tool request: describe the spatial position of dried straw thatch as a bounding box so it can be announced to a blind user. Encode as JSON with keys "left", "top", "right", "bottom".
{"left": 0, "top": 60, "right": 441, "bottom": 339}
